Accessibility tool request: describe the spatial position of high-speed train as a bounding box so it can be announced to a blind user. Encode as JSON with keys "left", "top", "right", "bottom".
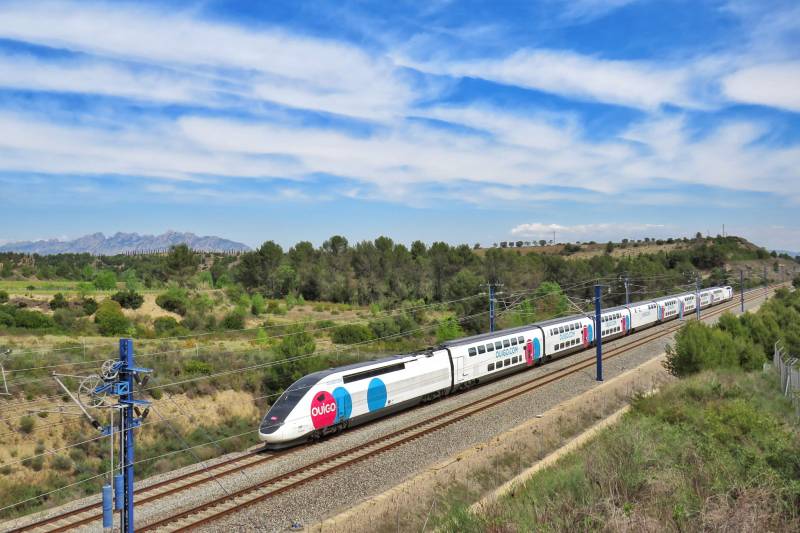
{"left": 259, "top": 285, "right": 733, "bottom": 447}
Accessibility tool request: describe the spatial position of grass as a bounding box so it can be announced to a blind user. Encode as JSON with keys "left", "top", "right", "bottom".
{"left": 435, "top": 370, "right": 800, "bottom": 532}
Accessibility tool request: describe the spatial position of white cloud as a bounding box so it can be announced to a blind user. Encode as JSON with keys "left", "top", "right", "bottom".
{"left": 400, "top": 48, "right": 701, "bottom": 110}
{"left": 0, "top": 1, "right": 415, "bottom": 120}
{"left": 557, "top": 0, "right": 642, "bottom": 22}
{"left": 722, "top": 62, "right": 800, "bottom": 112}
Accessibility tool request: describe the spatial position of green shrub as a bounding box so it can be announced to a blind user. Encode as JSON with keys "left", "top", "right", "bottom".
{"left": 331, "top": 323, "right": 374, "bottom": 344}
{"left": 53, "top": 308, "right": 78, "bottom": 329}
{"left": 94, "top": 300, "right": 130, "bottom": 336}
{"left": 19, "top": 416, "right": 35, "bottom": 434}
{"left": 251, "top": 293, "right": 266, "bottom": 315}
{"left": 221, "top": 309, "right": 246, "bottom": 330}
{"left": 153, "top": 316, "right": 184, "bottom": 337}
{"left": 155, "top": 287, "right": 189, "bottom": 315}
{"left": 0, "top": 310, "right": 13, "bottom": 327}
{"left": 183, "top": 360, "right": 213, "bottom": 375}
{"left": 665, "top": 320, "right": 763, "bottom": 377}
{"left": 111, "top": 289, "right": 144, "bottom": 309}
{"left": 81, "top": 297, "right": 98, "bottom": 316}
{"left": 51, "top": 455, "right": 72, "bottom": 471}
{"left": 48, "top": 292, "right": 68, "bottom": 309}
{"left": 93, "top": 269, "right": 117, "bottom": 291}
{"left": 436, "top": 316, "right": 464, "bottom": 342}
{"left": 0, "top": 289, "right": 8, "bottom": 303}
{"left": 14, "top": 309, "right": 54, "bottom": 329}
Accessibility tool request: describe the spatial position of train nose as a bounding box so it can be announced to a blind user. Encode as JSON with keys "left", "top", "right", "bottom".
{"left": 259, "top": 415, "right": 285, "bottom": 442}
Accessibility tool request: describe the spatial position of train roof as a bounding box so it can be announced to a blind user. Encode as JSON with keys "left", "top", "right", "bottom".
{"left": 442, "top": 322, "right": 543, "bottom": 348}
{"left": 286, "top": 353, "right": 417, "bottom": 390}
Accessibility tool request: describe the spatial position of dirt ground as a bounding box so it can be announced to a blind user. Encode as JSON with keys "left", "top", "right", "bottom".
{"left": 312, "top": 355, "right": 674, "bottom": 533}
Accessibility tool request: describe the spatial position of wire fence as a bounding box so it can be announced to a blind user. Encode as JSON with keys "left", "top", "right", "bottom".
{"left": 772, "top": 340, "right": 799, "bottom": 415}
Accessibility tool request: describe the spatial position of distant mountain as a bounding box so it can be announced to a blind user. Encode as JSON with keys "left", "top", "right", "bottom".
{"left": 0, "top": 231, "right": 251, "bottom": 255}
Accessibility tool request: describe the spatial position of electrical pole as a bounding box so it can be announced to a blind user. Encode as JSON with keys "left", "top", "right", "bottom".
{"left": 486, "top": 283, "right": 503, "bottom": 333}
{"left": 624, "top": 275, "right": 630, "bottom": 305}
{"left": 594, "top": 284, "right": 603, "bottom": 382}
{"left": 740, "top": 270, "right": 744, "bottom": 313}
{"left": 489, "top": 284, "right": 495, "bottom": 333}
{"left": 695, "top": 275, "right": 701, "bottom": 320}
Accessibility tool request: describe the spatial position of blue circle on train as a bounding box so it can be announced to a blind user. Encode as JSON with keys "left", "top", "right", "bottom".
{"left": 332, "top": 387, "right": 352, "bottom": 422}
{"left": 367, "top": 378, "right": 387, "bottom": 411}
{"left": 533, "top": 338, "right": 541, "bottom": 360}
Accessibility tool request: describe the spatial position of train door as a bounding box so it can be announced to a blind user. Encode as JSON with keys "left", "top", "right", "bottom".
{"left": 454, "top": 356, "right": 468, "bottom": 383}
{"left": 525, "top": 340, "right": 534, "bottom": 366}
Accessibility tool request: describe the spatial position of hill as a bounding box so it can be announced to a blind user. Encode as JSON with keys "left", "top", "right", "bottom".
{"left": 0, "top": 231, "right": 250, "bottom": 255}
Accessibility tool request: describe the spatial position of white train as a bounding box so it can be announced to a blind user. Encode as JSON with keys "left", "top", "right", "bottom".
{"left": 259, "top": 285, "right": 734, "bottom": 447}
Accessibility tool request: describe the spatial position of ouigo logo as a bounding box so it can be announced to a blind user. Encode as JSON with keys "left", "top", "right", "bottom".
{"left": 310, "top": 391, "right": 337, "bottom": 429}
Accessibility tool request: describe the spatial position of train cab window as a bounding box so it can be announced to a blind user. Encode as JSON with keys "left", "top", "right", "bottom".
{"left": 510, "top": 338, "right": 517, "bottom": 346}
{"left": 478, "top": 345, "right": 486, "bottom": 354}
{"left": 468, "top": 347, "right": 477, "bottom": 357}
{"left": 487, "top": 343, "right": 494, "bottom": 352}
{"left": 488, "top": 363, "right": 495, "bottom": 371}
{"left": 503, "top": 339, "right": 510, "bottom": 348}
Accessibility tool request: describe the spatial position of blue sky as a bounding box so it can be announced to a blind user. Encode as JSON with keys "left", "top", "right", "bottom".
{"left": 0, "top": 0, "right": 798, "bottom": 250}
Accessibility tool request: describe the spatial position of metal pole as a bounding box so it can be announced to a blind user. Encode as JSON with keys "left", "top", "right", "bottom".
{"left": 489, "top": 284, "right": 495, "bottom": 333}
{"left": 624, "top": 276, "right": 630, "bottom": 305}
{"left": 695, "top": 276, "right": 701, "bottom": 320}
{"left": 740, "top": 270, "right": 744, "bottom": 313}
{"left": 120, "top": 339, "right": 135, "bottom": 533}
{"left": 594, "top": 284, "right": 603, "bottom": 382}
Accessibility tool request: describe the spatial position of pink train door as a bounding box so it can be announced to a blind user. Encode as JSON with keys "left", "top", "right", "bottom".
{"left": 525, "top": 340, "right": 534, "bottom": 366}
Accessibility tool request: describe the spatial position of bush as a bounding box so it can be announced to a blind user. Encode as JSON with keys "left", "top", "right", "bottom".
{"left": 155, "top": 287, "right": 189, "bottom": 315}
{"left": 53, "top": 308, "right": 78, "bottom": 329}
{"left": 0, "top": 310, "right": 13, "bottom": 327}
{"left": 183, "top": 360, "right": 213, "bottom": 375}
{"left": 665, "top": 320, "right": 763, "bottom": 377}
{"left": 14, "top": 309, "right": 54, "bottom": 329}
{"left": 331, "top": 323, "right": 374, "bottom": 344}
{"left": 94, "top": 300, "right": 130, "bottom": 336}
{"left": 81, "top": 297, "right": 98, "bottom": 316}
{"left": 19, "top": 416, "right": 35, "bottom": 434}
{"left": 49, "top": 292, "right": 68, "bottom": 309}
{"left": 51, "top": 455, "right": 72, "bottom": 471}
{"left": 221, "top": 309, "right": 246, "bottom": 330}
{"left": 0, "top": 289, "right": 8, "bottom": 303}
{"left": 153, "top": 316, "right": 184, "bottom": 337}
{"left": 93, "top": 269, "right": 117, "bottom": 291}
{"left": 251, "top": 293, "right": 266, "bottom": 315}
{"left": 111, "top": 289, "right": 144, "bottom": 310}
{"left": 436, "top": 316, "right": 464, "bottom": 342}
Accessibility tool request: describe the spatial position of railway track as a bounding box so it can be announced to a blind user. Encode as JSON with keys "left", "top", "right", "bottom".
{"left": 4, "top": 284, "right": 782, "bottom": 533}
{"left": 136, "top": 285, "right": 782, "bottom": 532}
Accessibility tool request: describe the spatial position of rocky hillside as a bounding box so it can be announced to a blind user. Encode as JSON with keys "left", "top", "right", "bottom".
{"left": 0, "top": 231, "right": 250, "bottom": 255}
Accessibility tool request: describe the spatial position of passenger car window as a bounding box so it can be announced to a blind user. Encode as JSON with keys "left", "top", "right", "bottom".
{"left": 468, "top": 347, "right": 477, "bottom": 357}
{"left": 518, "top": 336, "right": 524, "bottom": 343}
{"left": 488, "top": 363, "right": 494, "bottom": 371}
{"left": 503, "top": 339, "right": 510, "bottom": 348}
{"left": 495, "top": 341, "right": 502, "bottom": 350}
{"left": 510, "top": 338, "right": 517, "bottom": 346}
{"left": 487, "top": 343, "right": 494, "bottom": 352}
{"left": 478, "top": 345, "right": 486, "bottom": 354}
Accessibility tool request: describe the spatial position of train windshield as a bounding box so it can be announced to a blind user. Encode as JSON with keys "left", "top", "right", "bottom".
{"left": 260, "top": 374, "right": 320, "bottom": 433}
